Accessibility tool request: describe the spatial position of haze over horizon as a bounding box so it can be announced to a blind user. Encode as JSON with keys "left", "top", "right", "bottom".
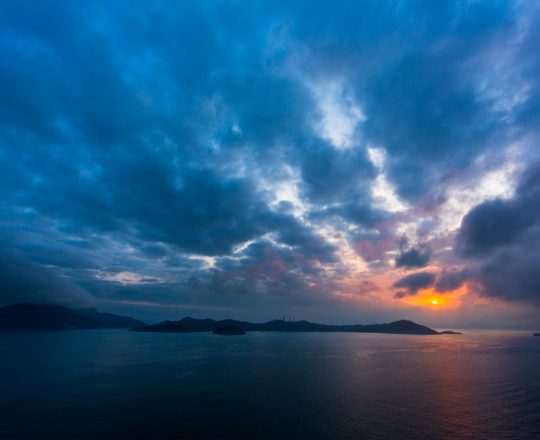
{"left": 2, "top": 0, "right": 540, "bottom": 329}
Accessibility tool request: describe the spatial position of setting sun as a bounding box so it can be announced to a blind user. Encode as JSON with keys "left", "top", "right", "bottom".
{"left": 432, "top": 299, "right": 439, "bottom": 305}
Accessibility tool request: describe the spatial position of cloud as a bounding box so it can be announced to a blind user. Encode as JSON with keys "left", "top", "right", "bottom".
{"left": 355, "top": 280, "right": 379, "bottom": 296}
{"left": 455, "top": 198, "right": 535, "bottom": 256}
{"left": 435, "top": 269, "right": 468, "bottom": 293}
{"left": 289, "top": 0, "right": 518, "bottom": 203}
{"left": 0, "top": 0, "right": 540, "bottom": 321}
{"left": 0, "top": 252, "right": 93, "bottom": 307}
{"left": 455, "top": 163, "right": 540, "bottom": 260}
{"left": 395, "top": 247, "right": 430, "bottom": 269}
{"left": 474, "top": 227, "right": 540, "bottom": 304}
{"left": 393, "top": 272, "right": 436, "bottom": 297}
{"left": 455, "top": 163, "right": 540, "bottom": 304}
{"left": 393, "top": 291, "right": 407, "bottom": 299}
{"left": 276, "top": 227, "right": 337, "bottom": 264}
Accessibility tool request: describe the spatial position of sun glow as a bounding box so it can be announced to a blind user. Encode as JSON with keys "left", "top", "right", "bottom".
{"left": 397, "top": 284, "right": 470, "bottom": 309}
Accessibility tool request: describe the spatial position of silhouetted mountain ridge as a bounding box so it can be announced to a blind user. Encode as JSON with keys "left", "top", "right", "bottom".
{"left": 0, "top": 304, "right": 144, "bottom": 330}
{"left": 132, "top": 317, "right": 446, "bottom": 335}
{"left": 76, "top": 307, "right": 144, "bottom": 328}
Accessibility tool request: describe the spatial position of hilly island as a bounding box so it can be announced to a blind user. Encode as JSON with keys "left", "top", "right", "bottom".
{"left": 0, "top": 303, "right": 461, "bottom": 335}
{"left": 132, "top": 316, "right": 461, "bottom": 335}
{"left": 0, "top": 304, "right": 144, "bottom": 331}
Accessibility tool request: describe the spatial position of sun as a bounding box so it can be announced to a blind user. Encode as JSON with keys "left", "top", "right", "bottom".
{"left": 432, "top": 299, "right": 439, "bottom": 305}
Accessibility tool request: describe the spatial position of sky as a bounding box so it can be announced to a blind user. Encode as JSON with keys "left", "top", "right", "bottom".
{"left": 2, "top": 0, "right": 540, "bottom": 328}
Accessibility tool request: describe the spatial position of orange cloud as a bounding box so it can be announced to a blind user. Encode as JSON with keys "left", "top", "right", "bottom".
{"left": 400, "top": 284, "right": 469, "bottom": 309}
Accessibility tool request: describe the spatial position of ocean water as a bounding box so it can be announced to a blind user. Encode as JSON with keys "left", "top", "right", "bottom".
{"left": 0, "top": 330, "right": 539, "bottom": 439}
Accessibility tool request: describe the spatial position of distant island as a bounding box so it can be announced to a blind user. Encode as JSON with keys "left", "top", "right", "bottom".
{"left": 0, "top": 304, "right": 463, "bottom": 335}
{"left": 132, "top": 316, "right": 458, "bottom": 336}
{"left": 0, "top": 304, "right": 144, "bottom": 331}
{"left": 534, "top": 333, "right": 540, "bottom": 337}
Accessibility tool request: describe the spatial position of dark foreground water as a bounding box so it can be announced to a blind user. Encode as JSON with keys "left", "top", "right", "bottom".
{"left": 0, "top": 330, "right": 539, "bottom": 440}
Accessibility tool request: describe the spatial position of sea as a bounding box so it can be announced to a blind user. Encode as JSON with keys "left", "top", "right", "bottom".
{"left": 0, "top": 330, "right": 539, "bottom": 439}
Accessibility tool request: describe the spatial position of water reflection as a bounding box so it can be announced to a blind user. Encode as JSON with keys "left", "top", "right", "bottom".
{"left": 0, "top": 331, "right": 538, "bottom": 439}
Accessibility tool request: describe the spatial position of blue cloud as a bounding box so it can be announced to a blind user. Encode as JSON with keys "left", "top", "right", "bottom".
{"left": 1, "top": 0, "right": 539, "bottom": 320}
{"left": 395, "top": 247, "right": 430, "bottom": 269}
{"left": 393, "top": 272, "right": 436, "bottom": 296}
{"left": 455, "top": 164, "right": 540, "bottom": 303}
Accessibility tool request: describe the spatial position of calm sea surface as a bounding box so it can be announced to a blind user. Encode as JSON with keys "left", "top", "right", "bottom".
{"left": 0, "top": 330, "right": 539, "bottom": 439}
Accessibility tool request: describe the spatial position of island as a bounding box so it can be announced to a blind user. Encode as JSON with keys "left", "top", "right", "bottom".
{"left": 212, "top": 324, "right": 245, "bottom": 335}
{"left": 0, "top": 303, "right": 145, "bottom": 331}
{"left": 534, "top": 333, "right": 540, "bottom": 337}
{"left": 0, "top": 304, "right": 462, "bottom": 336}
{"left": 132, "top": 317, "right": 457, "bottom": 336}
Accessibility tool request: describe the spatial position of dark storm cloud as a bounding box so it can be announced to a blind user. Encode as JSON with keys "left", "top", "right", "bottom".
{"left": 218, "top": 237, "right": 335, "bottom": 286}
{"left": 297, "top": 143, "right": 376, "bottom": 207}
{"left": 0, "top": 252, "right": 93, "bottom": 307}
{"left": 140, "top": 244, "right": 168, "bottom": 259}
{"left": 276, "top": 226, "right": 337, "bottom": 264}
{"left": 101, "top": 162, "right": 300, "bottom": 255}
{"left": 455, "top": 199, "right": 535, "bottom": 257}
{"left": 514, "top": 8, "right": 540, "bottom": 137}
{"left": 0, "top": 2, "right": 147, "bottom": 146}
{"left": 0, "top": 0, "right": 332, "bottom": 259}
{"left": 393, "top": 272, "right": 436, "bottom": 297}
{"left": 5, "top": 142, "right": 305, "bottom": 256}
{"left": 395, "top": 248, "right": 430, "bottom": 269}
{"left": 1, "top": 0, "right": 540, "bottom": 317}
{"left": 281, "top": 0, "right": 517, "bottom": 200}
{"left": 435, "top": 269, "right": 469, "bottom": 293}
{"left": 475, "top": 227, "right": 540, "bottom": 304}
{"left": 456, "top": 164, "right": 540, "bottom": 257}
{"left": 455, "top": 163, "right": 540, "bottom": 303}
